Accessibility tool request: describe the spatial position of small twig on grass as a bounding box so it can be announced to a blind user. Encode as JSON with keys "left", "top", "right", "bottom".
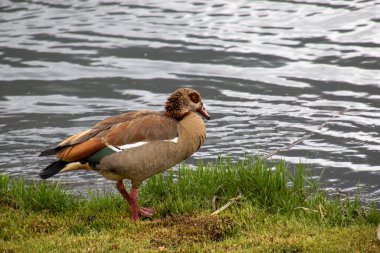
{"left": 212, "top": 196, "right": 220, "bottom": 212}
{"left": 211, "top": 195, "right": 241, "bottom": 216}
{"left": 263, "top": 107, "right": 350, "bottom": 160}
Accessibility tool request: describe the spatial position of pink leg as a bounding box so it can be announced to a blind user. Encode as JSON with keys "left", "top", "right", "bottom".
{"left": 115, "top": 181, "right": 154, "bottom": 221}
{"left": 129, "top": 187, "right": 139, "bottom": 221}
{"left": 116, "top": 181, "right": 132, "bottom": 205}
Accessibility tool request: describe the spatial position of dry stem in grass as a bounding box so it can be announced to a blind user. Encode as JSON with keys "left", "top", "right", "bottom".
{"left": 263, "top": 107, "right": 350, "bottom": 160}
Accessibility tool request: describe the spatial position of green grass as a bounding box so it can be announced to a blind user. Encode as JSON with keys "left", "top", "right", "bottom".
{"left": 0, "top": 175, "right": 76, "bottom": 213}
{"left": 140, "top": 157, "right": 379, "bottom": 226}
{"left": 0, "top": 157, "right": 379, "bottom": 252}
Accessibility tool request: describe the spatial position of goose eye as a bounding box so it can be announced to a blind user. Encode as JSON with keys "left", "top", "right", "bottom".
{"left": 189, "top": 93, "right": 200, "bottom": 103}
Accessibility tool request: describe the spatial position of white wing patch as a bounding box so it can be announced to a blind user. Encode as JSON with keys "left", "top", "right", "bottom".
{"left": 106, "top": 144, "right": 122, "bottom": 152}
{"left": 118, "top": 141, "right": 148, "bottom": 150}
{"left": 106, "top": 142, "right": 148, "bottom": 152}
{"left": 106, "top": 137, "right": 178, "bottom": 152}
{"left": 164, "top": 137, "right": 179, "bottom": 143}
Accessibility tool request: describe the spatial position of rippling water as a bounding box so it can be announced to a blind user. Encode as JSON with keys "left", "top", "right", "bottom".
{"left": 1, "top": 0, "right": 379, "bottom": 201}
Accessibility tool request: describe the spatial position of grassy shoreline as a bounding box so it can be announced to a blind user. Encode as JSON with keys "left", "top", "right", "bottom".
{"left": 1, "top": 157, "right": 379, "bottom": 252}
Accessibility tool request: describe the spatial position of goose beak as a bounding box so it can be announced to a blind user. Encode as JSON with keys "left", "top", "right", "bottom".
{"left": 198, "top": 105, "right": 211, "bottom": 120}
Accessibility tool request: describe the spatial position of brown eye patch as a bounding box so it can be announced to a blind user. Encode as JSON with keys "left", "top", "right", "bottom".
{"left": 189, "top": 92, "right": 200, "bottom": 103}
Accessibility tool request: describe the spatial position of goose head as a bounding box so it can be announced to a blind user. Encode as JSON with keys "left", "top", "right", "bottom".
{"left": 164, "top": 88, "right": 210, "bottom": 120}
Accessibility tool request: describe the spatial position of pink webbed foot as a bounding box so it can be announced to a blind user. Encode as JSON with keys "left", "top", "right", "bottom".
{"left": 139, "top": 207, "right": 155, "bottom": 218}
{"left": 115, "top": 181, "right": 154, "bottom": 221}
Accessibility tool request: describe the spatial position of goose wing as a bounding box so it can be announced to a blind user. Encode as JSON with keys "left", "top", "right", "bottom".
{"left": 40, "top": 111, "right": 178, "bottom": 162}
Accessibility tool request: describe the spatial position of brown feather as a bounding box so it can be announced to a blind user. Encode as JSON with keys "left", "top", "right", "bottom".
{"left": 58, "top": 129, "right": 92, "bottom": 146}
{"left": 41, "top": 111, "right": 162, "bottom": 156}
{"left": 103, "top": 115, "right": 178, "bottom": 146}
{"left": 56, "top": 139, "right": 105, "bottom": 162}
{"left": 42, "top": 111, "right": 177, "bottom": 162}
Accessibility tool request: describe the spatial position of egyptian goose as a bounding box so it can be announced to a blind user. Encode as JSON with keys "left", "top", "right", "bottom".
{"left": 39, "top": 88, "right": 210, "bottom": 221}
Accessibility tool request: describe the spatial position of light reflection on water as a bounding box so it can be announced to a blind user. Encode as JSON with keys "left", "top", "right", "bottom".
{"left": 0, "top": 0, "right": 379, "bottom": 201}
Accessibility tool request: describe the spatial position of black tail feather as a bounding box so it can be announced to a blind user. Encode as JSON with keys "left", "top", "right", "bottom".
{"left": 39, "top": 148, "right": 58, "bottom": 156}
{"left": 39, "top": 146, "right": 68, "bottom": 156}
{"left": 39, "top": 160, "right": 69, "bottom": 179}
